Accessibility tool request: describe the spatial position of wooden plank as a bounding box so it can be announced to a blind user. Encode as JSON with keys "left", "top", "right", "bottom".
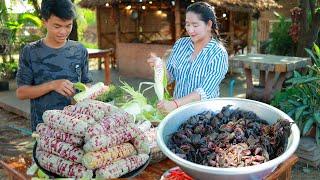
{"left": 0, "top": 160, "right": 29, "bottom": 180}
{"left": 264, "top": 155, "right": 299, "bottom": 180}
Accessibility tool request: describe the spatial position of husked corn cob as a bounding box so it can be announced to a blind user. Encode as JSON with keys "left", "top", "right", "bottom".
{"left": 85, "top": 111, "right": 134, "bottom": 139}
{"left": 83, "top": 123, "right": 139, "bottom": 152}
{"left": 63, "top": 105, "right": 104, "bottom": 121}
{"left": 64, "top": 99, "right": 118, "bottom": 120}
{"left": 36, "top": 149, "right": 93, "bottom": 178}
{"left": 131, "top": 127, "right": 151, "bottom": 154}
{"left": 76, "top": 99, "right": 119, "bottom": 116}
{"left": 145, "top": 128, "right": 161, "bottom": 154}
{"left": 136, "top": 120, "right": 152, "bottom": 132}
{"left": 82, "top": 143, "right": 137, "bottom": 169}
{"left": 95, "top": 154, "right": 149, "bottom": 179}
{"left": 37, "top": 136, "right": 84, "bottom": 163}
{"left": 36, "top": 123, "right": 83, "bottom": 146}
{"left": 42, "top": 110, "right": 88, "bottom": 136}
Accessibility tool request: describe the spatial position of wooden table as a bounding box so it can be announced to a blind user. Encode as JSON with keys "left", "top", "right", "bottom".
{"left": 230, "top": 54, "right": 311, "bottom": 102}
{"left": 0, "top": 155, "right": 298, "bottom": 180}
{"left": 87, "top": 48, "right": 114, "bottom": 84}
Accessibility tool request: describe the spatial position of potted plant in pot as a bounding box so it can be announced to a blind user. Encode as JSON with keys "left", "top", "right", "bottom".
{"left": 0, "top": 60, "right": 18, "bottom": 91}
{"left": 271, "top": 43, "right": 320, "bottom": 144}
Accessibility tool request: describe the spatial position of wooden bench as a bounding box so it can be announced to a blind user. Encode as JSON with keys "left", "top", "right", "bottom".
{"left": 0, "top": 155, "right": 298, "bottom": 180}
{"left": 230, "top": 54, "right": 311, "bottom": 103}
{"left": 87, "top": 48, "right": 114, "bottom": 84}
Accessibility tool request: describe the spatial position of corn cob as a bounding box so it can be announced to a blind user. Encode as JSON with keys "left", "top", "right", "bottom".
{"left": 131, "top": 127, "right": 151, "bottom": 154}
{"left": 64, "top": 99, "right": 118, "bottom": 121}
{"left": 95, "top": 154, "right": 149, "bottom": 179}
{"left": 36, "top": 149, "right": 93, "bottom": 178}
{"left": 145, "top": 128, "right": 161, "bottom": 154}
{"left": 42, "top": 110, "right": 88, "bottom": 136}
{"left": 136, "top": 120, "right": 152, "bottom": 132}
{"left": 83, "top": 123, "right": 139, "bottom": 152}
{"left": 37, "top": 136, "right": 84, "bottom": 163}
{"left": 85, "top": 110, "right": 134, "bottom": 140}
{"left": 82, "top": 143, "right": 137, "bottom": 169}
{"left": 77, "top": 99, "right": 119, "bottom": 115}
{"left": 63, "top": 105, "right": 104, "bottom": 121}
{"left": 36, "top": 123, "right": 83, "bottom": 146}
{"left": 61, "top": 110, "right": 95, "bottom": 125}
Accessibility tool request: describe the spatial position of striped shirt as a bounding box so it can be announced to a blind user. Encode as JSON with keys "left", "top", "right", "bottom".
{"left": 166, "top": 37, "right": 228, "bottom": 100}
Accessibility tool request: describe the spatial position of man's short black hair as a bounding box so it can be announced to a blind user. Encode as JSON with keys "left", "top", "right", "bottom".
{"left": 41, "top": 0, "right": 76, "bottom": 20}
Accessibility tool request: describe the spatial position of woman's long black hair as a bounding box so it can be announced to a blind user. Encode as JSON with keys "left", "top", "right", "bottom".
{"left": 186, "top": 1, "right": 221, "bottom": 41}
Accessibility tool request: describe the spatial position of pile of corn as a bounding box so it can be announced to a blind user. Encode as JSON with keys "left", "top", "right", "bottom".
{"left": 35, "top": 99, "right": 150, "bottom": 179}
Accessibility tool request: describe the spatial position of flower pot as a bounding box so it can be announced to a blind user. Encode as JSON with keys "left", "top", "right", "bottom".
{"left": 0, "top": 80, "right": 9, "bottom": 91}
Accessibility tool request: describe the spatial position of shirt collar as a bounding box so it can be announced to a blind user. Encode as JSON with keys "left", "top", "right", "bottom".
{"left": 187, "top": 37, "right": 216, "bottom": 52}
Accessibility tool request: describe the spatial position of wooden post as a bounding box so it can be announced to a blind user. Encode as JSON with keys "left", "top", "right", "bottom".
{"left": 174, "top": 0, "right": 181, "bottom": 40}
{"left": 247, "top": 14, "right": 252, "bottom": 53}
{"left": 229, "top": 11, "right": 234, "bottom": 55}
{"left": 96, "top": 7, "right": 102, "bottom": 48}
{"left": 115, "top": 4, "right": 121, "bottom": 68}
{"left": 96, "top": 6, "right": 103, "bottom": 70}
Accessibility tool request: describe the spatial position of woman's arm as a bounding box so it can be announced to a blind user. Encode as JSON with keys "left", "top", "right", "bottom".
{"left": 157, "top": 91, "right": 201, "bottom": 113}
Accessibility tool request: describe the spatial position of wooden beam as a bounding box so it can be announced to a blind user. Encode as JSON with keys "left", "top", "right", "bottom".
{"left": 174, "top": 0, "right": 181, "bottom": 40}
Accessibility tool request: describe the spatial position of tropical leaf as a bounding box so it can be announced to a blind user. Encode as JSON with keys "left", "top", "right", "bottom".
{"left": 314, "top": 112, "right": 320, "bottom": 124}
{"left": 316, "top": 125, "right": 320, "bottom": 145}
{"left": 303, "top": 118, "right": 314, "bottom": 135}
{"left": 295, "top": 105, "right": 308, "bottom": 121}
{"left": 18, "top": 13, "right": 42, "bottom": 27}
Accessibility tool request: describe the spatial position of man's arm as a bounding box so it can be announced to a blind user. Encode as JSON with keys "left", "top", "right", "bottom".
{"left": 16, "top": 79, "right": 75, "bottom": 100}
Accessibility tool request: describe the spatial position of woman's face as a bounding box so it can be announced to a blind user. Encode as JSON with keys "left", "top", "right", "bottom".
{"left": 185, "top": 12, "right": 212, "bottom": 43}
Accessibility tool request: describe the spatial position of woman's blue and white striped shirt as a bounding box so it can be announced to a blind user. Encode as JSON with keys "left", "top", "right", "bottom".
{"left": 166, "top": 37, "right": 228, "bottom": 100}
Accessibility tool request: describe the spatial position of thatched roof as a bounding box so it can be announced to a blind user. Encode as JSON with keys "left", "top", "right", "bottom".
{"left": 79, "top": 0, "right": 281, "bottom": 11}
{"left": 208, "top": 0, "right": 282, "bottom": 11}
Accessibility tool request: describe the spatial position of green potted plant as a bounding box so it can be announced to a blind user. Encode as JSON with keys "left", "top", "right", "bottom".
{"left": 0, "top": 61, "right": 18, "bottom": 91}
{"left": 271, "top": 43, "right": 320, "bottom": 144}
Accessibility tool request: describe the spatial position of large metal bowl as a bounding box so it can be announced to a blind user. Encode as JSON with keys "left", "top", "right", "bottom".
{"left": 156, "top": 98, "right": 300, "bottom": 180}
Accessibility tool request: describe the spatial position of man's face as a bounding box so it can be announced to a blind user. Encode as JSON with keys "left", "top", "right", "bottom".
{"left": 43, "top": 15, "right": 73, "bottom": 44}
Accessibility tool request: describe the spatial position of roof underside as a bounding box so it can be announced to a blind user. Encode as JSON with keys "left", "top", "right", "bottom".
{"left": 78, "top": 0, "right": 282, "bottom": 11}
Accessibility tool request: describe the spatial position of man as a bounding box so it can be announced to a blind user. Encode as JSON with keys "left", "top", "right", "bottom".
{"left": 16, "top": 0, "right": 92, "bottom": 131}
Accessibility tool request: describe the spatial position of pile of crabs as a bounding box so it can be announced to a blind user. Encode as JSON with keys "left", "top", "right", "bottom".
{"left": 168, "top": 105, "right": 292, "bottom": 167}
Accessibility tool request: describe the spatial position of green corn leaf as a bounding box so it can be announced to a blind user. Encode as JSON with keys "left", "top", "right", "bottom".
{"left": 73, "top": 82, "right": 87, "bottom": 92}
{"left": 303, "top": 118, "right": 314, "bottom": 135}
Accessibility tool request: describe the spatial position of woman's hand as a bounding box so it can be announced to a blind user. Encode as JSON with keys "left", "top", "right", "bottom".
{"left": 157, "top": 100, "right": 178, "bottom": 114}
{"left": 146, "top": 53, "right": 159, "bottom": 68}
{"left": 50, "top": 79, "right": 75, "bottom": 97}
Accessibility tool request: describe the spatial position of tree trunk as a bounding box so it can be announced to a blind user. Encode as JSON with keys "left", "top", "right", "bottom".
{"left": 296, "top": 0, "right": 320, "bottom": 57}
{"left": 29, "top": 0, "right": 41, "bottom": 17}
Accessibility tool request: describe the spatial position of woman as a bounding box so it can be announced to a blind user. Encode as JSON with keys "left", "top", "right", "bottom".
{"left": 147, "top": 1, "right": 228, "bottom": 113}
